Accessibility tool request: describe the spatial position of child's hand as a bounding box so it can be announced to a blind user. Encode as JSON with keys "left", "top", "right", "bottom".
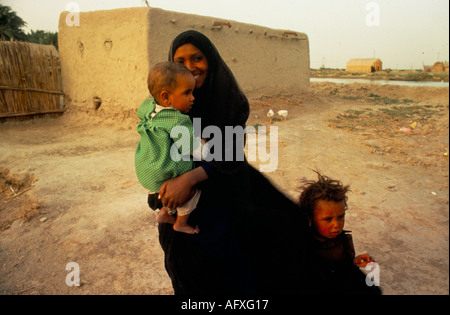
{"left": 353, "top": 254, "right": 375, "bottom": 267}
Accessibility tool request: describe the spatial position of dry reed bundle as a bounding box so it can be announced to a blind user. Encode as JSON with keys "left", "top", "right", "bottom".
{"left": 0, "top": 41, "right": 65, "bottom": 118}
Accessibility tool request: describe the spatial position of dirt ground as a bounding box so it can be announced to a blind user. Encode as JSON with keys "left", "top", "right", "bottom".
{"left": 0, "top": 81, "right": 448, "bottom": 295}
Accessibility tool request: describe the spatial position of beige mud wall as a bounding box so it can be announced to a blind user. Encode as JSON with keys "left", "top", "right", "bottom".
{"left": 59, "top": 7, "right": 309, "bottom": 116}
{"left": 58, "top": 8, "right": 150, "bottom": 117}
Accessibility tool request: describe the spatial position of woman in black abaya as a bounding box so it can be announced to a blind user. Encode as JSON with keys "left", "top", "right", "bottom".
{"left": 155, "top": 30, "right": 310, "bottom": 295}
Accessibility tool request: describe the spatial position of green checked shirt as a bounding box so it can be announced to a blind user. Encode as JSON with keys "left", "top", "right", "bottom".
{"left": 135, "top": 98, "right": 199, "bottom": 192}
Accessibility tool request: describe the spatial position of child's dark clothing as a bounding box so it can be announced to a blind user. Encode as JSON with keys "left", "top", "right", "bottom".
{"left": 306, "top": 231, "right": 382, "bottom": 295}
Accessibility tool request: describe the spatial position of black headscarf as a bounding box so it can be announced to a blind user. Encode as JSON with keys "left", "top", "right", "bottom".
{"left": 169, "top": 31, "right": 249, "bottom": 176}
{"left": 168, "top": 30, "right": 249, "bottom": 130}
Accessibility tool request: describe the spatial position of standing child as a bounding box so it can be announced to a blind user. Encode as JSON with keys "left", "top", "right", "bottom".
{"left": 298, "top": 171, "right": 382, "bottom": 294}
{"left": 135, "top": 61, "right": 206, "bottom": 234}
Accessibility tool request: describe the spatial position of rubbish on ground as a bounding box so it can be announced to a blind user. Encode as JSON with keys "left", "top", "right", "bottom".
{"left": 399, "top": 127, "right": 412, "bottom": 133}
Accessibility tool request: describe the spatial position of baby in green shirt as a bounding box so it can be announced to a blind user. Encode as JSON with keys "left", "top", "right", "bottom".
{"left": 135, "top": 61, "right": 203, "bottom": 234}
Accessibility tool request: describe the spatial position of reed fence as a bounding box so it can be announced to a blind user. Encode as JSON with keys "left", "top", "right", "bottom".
{"left": 0, "top": 41, "right": 64, "bottom": 118}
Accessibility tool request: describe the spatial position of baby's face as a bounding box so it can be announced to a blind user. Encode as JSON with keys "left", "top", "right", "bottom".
{"left": 169, "top": 73, "right": 196, "bottom": 114}
{"left": 312, "top": 200, "right": 346, "bottom": 241}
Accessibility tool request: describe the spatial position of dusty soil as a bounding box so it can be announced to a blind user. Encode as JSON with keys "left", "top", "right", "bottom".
{"left": 0, "top": 82, "right": 448, "bottom": 295}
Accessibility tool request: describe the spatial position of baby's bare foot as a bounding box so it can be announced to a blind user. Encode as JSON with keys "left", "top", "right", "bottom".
{"left": 173, "top": 223, "right": 200, "bottom": 235}
{"left": 156, "top": 208, "right": 176, "bottom": 224}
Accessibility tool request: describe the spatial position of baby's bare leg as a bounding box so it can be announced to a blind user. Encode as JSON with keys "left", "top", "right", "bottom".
{"left": 173, "top": 214, "right": 199, "bottom": 234}
{"left": 156, "top": 207, "right": 176, "bottom": 224}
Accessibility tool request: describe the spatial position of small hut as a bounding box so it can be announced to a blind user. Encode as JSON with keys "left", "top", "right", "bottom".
{"left": 346, "top": 58, "right": 382, "bottom": 73}
{"left": 431, "top": 62, "right": 446, "bottom": 73}
{"left": 423, "top": 65, "right": 432, "bottom": 73}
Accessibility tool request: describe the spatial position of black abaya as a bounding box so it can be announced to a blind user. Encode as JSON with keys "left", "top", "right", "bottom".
{"left": 157, "top": 30, "right": 310, "bottom": 295}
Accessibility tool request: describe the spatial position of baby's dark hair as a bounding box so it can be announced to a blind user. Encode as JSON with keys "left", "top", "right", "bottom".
{"left": 298, "top": 171, "right": 350, "bottom": 219}
{"left": 147, "top": 61, "right": 192, "bottom": 99}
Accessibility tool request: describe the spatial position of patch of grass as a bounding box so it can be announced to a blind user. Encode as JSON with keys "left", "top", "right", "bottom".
{"left": 367, "top": 96, "right": 399, "bottom": 105}
{"left": 342, "top": 96, "right": 361, "bottom": 100}
{"left": 366, "top": 94, "right": 414, "bottom": 105}
{"left": 339, "top": 109, "right": 367, "bottom": 119}
{"left": 329, "top": 104, "right": 445, "bottom": 135}
{"left": 379, "top": 106, "right": 438, "bottom": 120}
{"left": 404, "top": 72, "right": 432, "bottom": 81}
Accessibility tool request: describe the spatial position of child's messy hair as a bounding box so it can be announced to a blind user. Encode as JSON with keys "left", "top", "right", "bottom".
{"left": 298, "top": 171, "right": 350, "bottom": 218}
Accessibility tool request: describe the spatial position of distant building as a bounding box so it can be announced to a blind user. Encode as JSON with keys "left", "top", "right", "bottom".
{"left": 423, "top": 65, "right": 432, "bottom": 73}
{"left": 346, "top": 58, "right": 382, "bottom": 73}
{"left": 431, "top": 61, "right": 449, "bottom": 73}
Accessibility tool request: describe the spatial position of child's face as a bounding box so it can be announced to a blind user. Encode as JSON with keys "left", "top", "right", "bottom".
{"left": 311, "top": 200, "right": 346, "bottom": 241}
{"left": 168, "top": 73, "right": 196, "bottom": 114}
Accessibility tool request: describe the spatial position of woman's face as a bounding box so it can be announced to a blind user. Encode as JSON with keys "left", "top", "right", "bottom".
{"left": 173, "top": 43, "right": 209, "bottom": 89}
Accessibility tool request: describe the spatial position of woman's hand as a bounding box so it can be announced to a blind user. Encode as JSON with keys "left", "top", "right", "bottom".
{"left": 158, "top": 167, "right": 208, "bottom": 209}
{"left": 159, "top": 175, "right": 196, "bottom": 209}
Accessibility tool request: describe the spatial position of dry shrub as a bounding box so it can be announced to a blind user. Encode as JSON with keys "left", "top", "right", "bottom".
{"left": 0, "top": 168, "right": 41, "bottom": 232}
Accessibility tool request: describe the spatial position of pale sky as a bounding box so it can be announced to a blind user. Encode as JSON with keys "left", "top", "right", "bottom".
{"left": 2, "top": 0, "right": 449, "bottom": 69}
